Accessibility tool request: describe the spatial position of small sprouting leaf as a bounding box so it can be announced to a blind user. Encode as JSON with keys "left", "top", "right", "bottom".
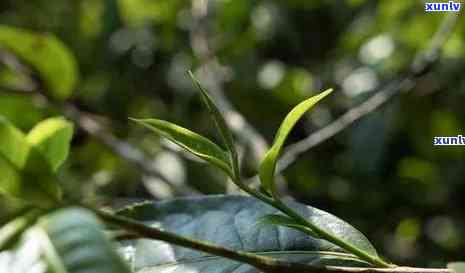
{"left": 258, "top": 214, "right": 318, "bottom": 237}
{"left": 449, "top": 262, "right": 465, "bottom": 273}
{"left": 259, "top": 89, "right": 333, "bottom": 195}
{"left": 188, "top": 71, "right": 239, "bottom": 176}
{"left": 0, "top": 116, "right": 62, "bottom": 207}
{"left": 26, "top": 117, "right": 74, "bottom": 172}
{"left": 0, "top": 25, "right": 78, "bottom": 100}
{"left": 130, "top": 118, "right": 233, "bottom": 177}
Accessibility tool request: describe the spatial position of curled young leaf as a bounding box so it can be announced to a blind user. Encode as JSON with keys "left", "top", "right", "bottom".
{"left": 130, "top": 118, "right": 233, "bottom": 177}
{"left": 188, "top": 70, "right": 239, "bottom": 178}
{"left": 259, "top": 89, "right": 333, "bottom": 195}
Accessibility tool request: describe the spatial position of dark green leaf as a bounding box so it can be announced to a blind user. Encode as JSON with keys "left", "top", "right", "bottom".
{"left": 26, "top": 117, "right": 74, "bottom": 172}
{"left": 449, "top": 262, "right": 465, "bottom": 273}
{"left": 259, "top": 89, "right": 332, "bottom": 194}
{"left": 130, "top": 118, "right": 233, "bottom": 176}
{"left": 0, "top": 25, "right": 78, "bottom": 100}
{"left": 188, "top": 70, "right": 239, "bottom": 176}
{"left": 117, "top": 195, "right": 377, "bottom": 273}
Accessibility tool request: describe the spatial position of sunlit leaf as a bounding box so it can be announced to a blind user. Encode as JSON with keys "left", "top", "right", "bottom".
{"left": 0, "top": 25, "right": 78, "bottom": 100}
{"left": 26, "top": 117, "right": 74, "bottom": 172}
{"left": 259, "top": 89, "right": 333, "bottom": 194}
{"left": 0, "top": 116, "right": 30, "bottom": 169}
{"left": 258, "top": 214, "right": 318, "bottom": 237}
{"left": 449, "top": 262, "right": 465, "bottom": 273}
{"left": 188, "top": 70, "right": 239, "bottom": 176}
{"left": 130, "top": 118, "right": 233, "bottom": 176}
{"left": 0, "top": 116, "right": 61, "bottom": 207}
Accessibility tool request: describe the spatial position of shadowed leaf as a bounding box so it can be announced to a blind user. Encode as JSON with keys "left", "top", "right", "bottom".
{"left": 117, "top": 195, "right": 377, "bottom": 273}
{"left": 0, "top": 25, "right": 78, "bottom": 100}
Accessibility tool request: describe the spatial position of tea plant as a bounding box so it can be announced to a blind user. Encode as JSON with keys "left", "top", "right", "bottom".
{"left": 0, "top": 72, "right": 463, "bottom": 273}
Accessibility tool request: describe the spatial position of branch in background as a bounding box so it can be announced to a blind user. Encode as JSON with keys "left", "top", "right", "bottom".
{"left": 61, "top": 104, "right": 201, "bottom": 197}
{"left": 0, "top": 46, "right": 37, "bottom": 92}
{"left": 189, "top": 0, "right": 269, "bottom": 169}
{"left": 276, "top": 13, "right": 460, "bottom": 173}
{"left": 189, "top": 0, "right": 286, "bottom": 195}
{"left": 0, "top": 50, "right": 200, "bottom": 199}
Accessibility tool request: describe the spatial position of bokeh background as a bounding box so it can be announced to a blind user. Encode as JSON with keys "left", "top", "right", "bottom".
{"left": 0, "top": 0, "right": 464, "bottom": 267}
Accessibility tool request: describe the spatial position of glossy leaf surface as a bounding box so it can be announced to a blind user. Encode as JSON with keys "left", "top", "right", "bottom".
{"left": 118, "top": 195, "right": 377, "bottom": 273}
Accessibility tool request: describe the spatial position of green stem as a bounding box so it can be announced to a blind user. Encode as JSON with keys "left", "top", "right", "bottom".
{"left": 92, "top": 206, "right": 343, "bottom": 273}
{"left": 272, "top": 200, "right": 393, "bottom": 268}
{"left": 231, "top": 177, "right": 393, "bottom": 268}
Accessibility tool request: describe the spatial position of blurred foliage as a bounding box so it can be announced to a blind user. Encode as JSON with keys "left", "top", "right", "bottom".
{"left": 0, "top": 0, "right": 464, "bottom": 267}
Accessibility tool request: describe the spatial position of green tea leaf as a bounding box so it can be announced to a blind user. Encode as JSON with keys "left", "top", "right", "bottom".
{"left": 0, "top": 25, "right": 78, "bottom": 100}
{"left": 0, "top": 116, "right": 30, "bottom": 169}
{"left": 1, "top": 208, "right": 130, "bottom": 273}
{"left": 449, "top": 262, "right": 465, "bottom": 273}
{"left": 259, "top": 89, "right": 333, "bottom": 194}
{"left": 26, "top": 117, "right": 74, "bottom": 172}
{"left": 0, "top": 117, "right": 61, "bottom": 207}
{"left": 188, "top": 70, "right": 239, "bottom": 176}
{"left": 130, "top": 118, "right": 233, "bottom": 176}
{"left": 38, "top": 208, "right": 130, "bottom": 273}
{"left": 258, "top": 214, "right": 318, "bottom": 237}
{"left": 117, "top": 195, "right": 376, "bottom": 273}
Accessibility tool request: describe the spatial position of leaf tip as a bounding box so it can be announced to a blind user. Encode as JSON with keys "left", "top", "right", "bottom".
{"left": 320, "top": 88, "right": 333, "bottom": 97}
{"left": 128, "top": 117, "right": 144, "bottom": 125}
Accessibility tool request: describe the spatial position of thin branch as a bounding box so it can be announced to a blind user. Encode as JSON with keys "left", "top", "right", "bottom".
{"left": 94, "top": 207, "right": 451, "bottom": 273}
{"left": 0, "top": 47, "right": 37, "bottom": 92}
{"left": 0, "top": 49, "right": 200, "bottom": 199}
{"left": 61, "top": 104, "right": 201, "bottom": 197}
{"left": 189, "top": 0, "right": 269, "bottom": 165}
{"left": 275, "top": 12, "right": 460, "bottom": 175}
